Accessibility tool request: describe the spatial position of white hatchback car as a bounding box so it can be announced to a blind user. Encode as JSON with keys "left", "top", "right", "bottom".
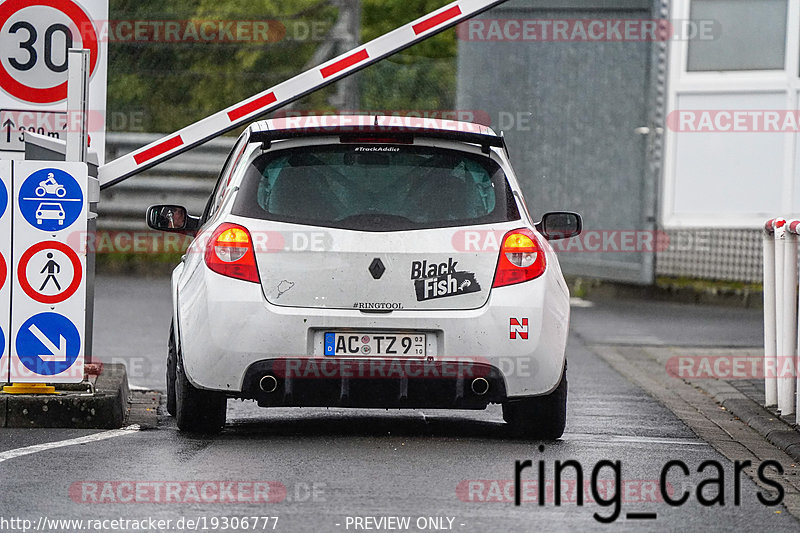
{"left": 148, "top": 115, "right": 581, "bottom": 437}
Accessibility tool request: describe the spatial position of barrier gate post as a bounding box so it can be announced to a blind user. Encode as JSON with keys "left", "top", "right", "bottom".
{"left": 774, "top": 220, "right": 791, "bottom": 413}
{"left": 790, "top": 220, "right": 800, "bottom": 416}
{"left": 781, "top": 221, "right": 798, "bottom": 415}
{"left": 763, "top": 219, "right": 778, "bottom": 407}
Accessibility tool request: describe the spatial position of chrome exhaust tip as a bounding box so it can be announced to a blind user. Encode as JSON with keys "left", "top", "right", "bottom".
{"left": 259, "top": 375, "right": 278, "bottom": 393}
{"left": 471, "top": 377, "right": 489, "bottom": 396}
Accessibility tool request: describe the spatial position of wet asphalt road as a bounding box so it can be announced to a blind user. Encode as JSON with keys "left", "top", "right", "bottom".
{"left": 0, "top": 276, "right": 794, "bottom": 532}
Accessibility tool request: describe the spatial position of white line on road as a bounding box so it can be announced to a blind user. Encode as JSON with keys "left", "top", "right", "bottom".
{"left": 0, "top": 425, "right": 140, "bottom": 465}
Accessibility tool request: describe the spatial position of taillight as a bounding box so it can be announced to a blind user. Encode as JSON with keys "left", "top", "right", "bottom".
{"left": 204, "top": 223, "right": 260, "bottom": 283}
{"left": 492, "top": 228, "right": 546, "bottom": 288}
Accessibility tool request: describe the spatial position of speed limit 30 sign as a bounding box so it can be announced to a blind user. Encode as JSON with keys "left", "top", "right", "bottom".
{"left": 0, "top": 0, "right": 107, "bottom": 159}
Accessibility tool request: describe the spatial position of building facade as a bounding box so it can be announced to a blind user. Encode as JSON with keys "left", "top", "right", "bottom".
{"left": 458, "top": 0, "right": 793, "bottom": 283}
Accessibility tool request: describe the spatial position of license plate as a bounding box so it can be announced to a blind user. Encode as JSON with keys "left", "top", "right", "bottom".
{"left": 324, "top": 332, "right": 426, "bottom": 357}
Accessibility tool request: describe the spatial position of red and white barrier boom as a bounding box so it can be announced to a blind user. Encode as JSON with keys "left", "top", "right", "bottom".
{"left": 97, "top": 0, "right": 510, "bottom": 188}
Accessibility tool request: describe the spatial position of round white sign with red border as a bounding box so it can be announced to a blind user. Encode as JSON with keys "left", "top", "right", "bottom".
{"left": 0, "top": 251, "right": 6, "bottom": 292}
{"left": 16, "top": 240, "right": 81, "bottom": 304}
{"left": 0, "top": 0, "right": 99, "bottom": 104}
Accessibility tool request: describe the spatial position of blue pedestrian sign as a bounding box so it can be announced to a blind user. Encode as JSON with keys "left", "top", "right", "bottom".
{"left": 15, "top": 312, "right": 81, "bottom": 376}
{"left": 0, "top": 176, "right": 7, "bottom": 219}
{"left": 18, "top": 168, "right": 84, "bottom": 231}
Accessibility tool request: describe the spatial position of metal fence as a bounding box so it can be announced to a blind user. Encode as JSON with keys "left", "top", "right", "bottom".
{"left": 656, "top": 228, "right": 763, "bottom": 283}
{"left": 100, "top": 133, "right": 234, "bottom": 231}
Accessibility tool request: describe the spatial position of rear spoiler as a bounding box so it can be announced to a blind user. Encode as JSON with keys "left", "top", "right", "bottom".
{"left": 249, "top": 125, "right": 506, "bottom": 154}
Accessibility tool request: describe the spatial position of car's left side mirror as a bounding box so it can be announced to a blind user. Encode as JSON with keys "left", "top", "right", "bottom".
{"left": 146, "top": 205, "right": 200, "bottom": 235}
{"left": 536, "top": 211, "right": 582, "bottom": 240}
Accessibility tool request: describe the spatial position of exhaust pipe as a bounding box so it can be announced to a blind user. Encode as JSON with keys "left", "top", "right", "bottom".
{"left": 259, "top": 375, "right": 278, "bottom": 393}
{"left": 471, "top": 377, "right": 489, "bottom": 396}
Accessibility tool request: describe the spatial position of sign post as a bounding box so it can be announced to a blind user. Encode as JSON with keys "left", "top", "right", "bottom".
{"left": 65, "top": 48, "right": 90, "bottom": 163}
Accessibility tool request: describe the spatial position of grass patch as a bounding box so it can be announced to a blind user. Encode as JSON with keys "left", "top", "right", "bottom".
{"left": 655, "top": 276, "right": 762, "bottom": 293}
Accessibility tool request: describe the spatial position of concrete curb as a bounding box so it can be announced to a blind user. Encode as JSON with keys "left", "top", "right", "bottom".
{"left": 714, "top": 396, "right": 800, "bottom": 462}
{"left": 126, "top": 389, "right": 160, "bottom": 429}
{"left": 2, "top": 363, "right": 130, "bottom": 429}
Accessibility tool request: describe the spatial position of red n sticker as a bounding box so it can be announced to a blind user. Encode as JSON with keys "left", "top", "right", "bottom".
{"left": 510, "top": 318, "right": 528, "bottom": 340}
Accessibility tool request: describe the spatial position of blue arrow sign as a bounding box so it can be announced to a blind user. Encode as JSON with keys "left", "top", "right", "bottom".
{"left": 15, "top": 312, "right": 81, "bottom": 376}
{"left": 0, "top": 175, "right": 7, "bottom": 219}
{"left": 18, "top": 168, "right": 83, "bottom": 231}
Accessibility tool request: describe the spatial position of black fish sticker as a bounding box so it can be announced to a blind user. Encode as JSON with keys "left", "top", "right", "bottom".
{"left": 411, "top": 259, "right": 481, "bottom": 301}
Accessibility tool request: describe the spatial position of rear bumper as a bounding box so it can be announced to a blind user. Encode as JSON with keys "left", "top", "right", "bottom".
{"left": 239, "top": 359, "right": 507, "bottom": 409}
{"left": 177, "top": 260, "right": 570, "bottom": 399}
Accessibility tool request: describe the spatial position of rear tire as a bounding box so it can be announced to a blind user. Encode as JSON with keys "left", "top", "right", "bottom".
{"left": 503, "top": 364, "right": 567, "bottom": 440}
{"left": 175, "top": 350, "right": 227, "bottom": 434}
{"left": 166, "top": 324, "right": 177, "bottom": 416}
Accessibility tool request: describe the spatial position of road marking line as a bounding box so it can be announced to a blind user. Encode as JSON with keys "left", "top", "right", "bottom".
{"left": 0, "top": 425, "right": 140, "bottom": 465}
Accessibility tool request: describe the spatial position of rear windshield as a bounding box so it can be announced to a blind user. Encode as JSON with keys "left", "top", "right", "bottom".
{"left": 232, "top": 144, "right": 520, "bottom": 231}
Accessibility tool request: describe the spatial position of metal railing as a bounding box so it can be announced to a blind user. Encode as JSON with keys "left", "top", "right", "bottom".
{"left": 99, "top": 133, "right": 235, "bottom": 230}
{"left": 763, "top": 218, "right": 799, "bottom": 416}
